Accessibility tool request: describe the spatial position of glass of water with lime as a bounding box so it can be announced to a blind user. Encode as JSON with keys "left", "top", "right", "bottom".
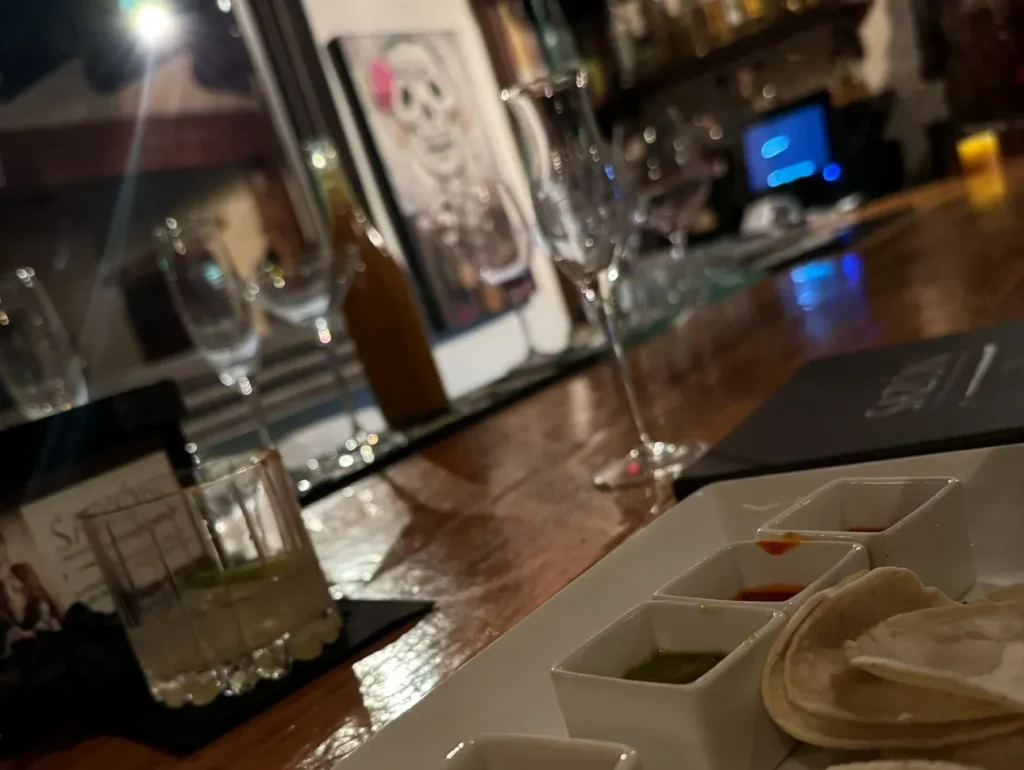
{"left": 79, "top": 450, "right": 340, "bottom": 707}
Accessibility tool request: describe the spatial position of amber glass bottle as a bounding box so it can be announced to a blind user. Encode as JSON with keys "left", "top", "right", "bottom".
{"left": 307, "top": 143, "right": 449, "bottom": 430}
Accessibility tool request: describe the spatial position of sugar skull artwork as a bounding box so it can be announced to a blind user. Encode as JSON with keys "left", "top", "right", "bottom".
{"left": 370, "top": 39, "right": 468, "bottom": 182}
{"left": 336, "top": 33, "right": 533, "bottom": 331}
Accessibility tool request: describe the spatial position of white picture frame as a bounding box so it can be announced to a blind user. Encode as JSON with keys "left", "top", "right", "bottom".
{"left": 300, "top": 0, "right": 572, "bottom": 397}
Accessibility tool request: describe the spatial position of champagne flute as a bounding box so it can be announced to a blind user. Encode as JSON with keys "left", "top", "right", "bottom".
{"left": 155, "top": 215, "right": 272, "bottom": 448}
{"left": 254, "top": 241, "right": 380, "bottom": 466}
{"left": 502, "top": 70, "right": 706, "bottom": 489}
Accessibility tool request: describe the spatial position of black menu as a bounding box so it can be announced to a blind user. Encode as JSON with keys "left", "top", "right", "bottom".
{"left": 674, "top": 322, "right": 1024, "bottom": 498}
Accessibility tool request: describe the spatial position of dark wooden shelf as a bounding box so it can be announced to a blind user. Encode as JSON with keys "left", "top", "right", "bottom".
{"left": 0, "top": 110, "right": 277, "bottom": 198}
{"left": 599, "top": 0, "right": 871, "bottom": 119}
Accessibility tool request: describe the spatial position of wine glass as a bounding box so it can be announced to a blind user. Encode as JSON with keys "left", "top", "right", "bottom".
{"left": 254, "top": 239, "right": 383, "bottom": 467}
{"left": 0, "top": 268, "right": 88, "bottom": 421}
{"left": 615, "top": 108, "right": 713, "bottom": 314}
{"left": 502, "top": 70, "right": 707, "bottom": 489}
{"left": 459, "top": 180, "right": 553, "bottom": 372}
{"left": 155, "top": 215, "right": 272, "bottom": 448}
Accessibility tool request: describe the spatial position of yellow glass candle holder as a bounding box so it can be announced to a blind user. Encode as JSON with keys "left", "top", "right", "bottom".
{"left": 958, "top": 131, "right": 1007, "bottom": 207}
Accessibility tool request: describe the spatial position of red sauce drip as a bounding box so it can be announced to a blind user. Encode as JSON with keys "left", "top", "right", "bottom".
{"left": 756, "top": 534, "right": 804, "bottom": 555}
{"left": 734, "top": 584, "right": 806, "bottom": 602}
{"left": 848, "top": 526, "right": 887, "bottom": 533}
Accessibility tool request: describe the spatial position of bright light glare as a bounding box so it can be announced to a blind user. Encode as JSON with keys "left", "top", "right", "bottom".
{"left": 131, "top": 2, "right": 176, "bottom": 44}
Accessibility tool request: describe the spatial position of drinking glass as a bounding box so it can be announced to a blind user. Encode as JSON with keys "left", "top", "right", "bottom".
{"left": 0, "top": 268, "right": 88, "bottom": 421}
{"left": 502, "top": 70, "right": 707, "bottom": 489}
{"left": 254, "top": 240, "right": 383, "bottom": 467}
{"left": 155, "top": 215, "right": 273, "bottom": 448}
{"left": 460, "top": 180, "right": 552, "bottom": 370}
{"left": 79, "top": 449, "right": 341, "bottom": 708}
{"left": 614, "top": 108, "right": 713, "bottom": 312}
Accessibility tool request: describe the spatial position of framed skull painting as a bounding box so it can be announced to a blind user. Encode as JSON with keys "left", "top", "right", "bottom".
{"left": 329, "top": 32, "right": 535, "bottom": 333}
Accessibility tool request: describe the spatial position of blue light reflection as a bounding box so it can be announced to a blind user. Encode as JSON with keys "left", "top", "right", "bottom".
{"left": 767, "top": 160, "right": 816, "bottom": 188}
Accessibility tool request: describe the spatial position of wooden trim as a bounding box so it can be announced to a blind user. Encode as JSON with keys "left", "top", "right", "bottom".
{"left": 0, "top": 111, "right": 276, "bottom": 195}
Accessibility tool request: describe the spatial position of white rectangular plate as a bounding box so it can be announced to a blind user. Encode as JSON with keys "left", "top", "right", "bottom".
{"left": 337, "top": 443, "right": 1024, "bottom": 770}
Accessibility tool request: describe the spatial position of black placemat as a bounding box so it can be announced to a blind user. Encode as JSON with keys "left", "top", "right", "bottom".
{"left": 1, "top": 598, "right": 432, "bottom": 757}
{"left": 116, "top": 598, "right": 433, "bottom": 753}
{"left": 674, "top": 321, "right": 1024, "bottom": 499}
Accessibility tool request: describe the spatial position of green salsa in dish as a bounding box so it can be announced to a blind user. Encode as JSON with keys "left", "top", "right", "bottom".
{"left": 622, "top": 651, "right": 727, "bottom": 685}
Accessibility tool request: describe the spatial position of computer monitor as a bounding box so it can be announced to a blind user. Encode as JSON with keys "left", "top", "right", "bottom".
{"left": 742, "top": 95, "right": 840, "bottom": 195}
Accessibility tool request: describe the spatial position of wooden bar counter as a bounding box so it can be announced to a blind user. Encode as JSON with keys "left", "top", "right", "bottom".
{"left": 22, "top": 165, "right": 1024, "bottom": 769}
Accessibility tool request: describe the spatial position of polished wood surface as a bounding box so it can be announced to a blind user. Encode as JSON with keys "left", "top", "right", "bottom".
{"left": 20, "top": 165, "right": 1024, "bottom": 769}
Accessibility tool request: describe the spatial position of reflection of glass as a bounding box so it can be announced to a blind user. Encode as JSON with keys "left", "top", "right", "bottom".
{"left": 460, "top": 181, "right": 551, "bottom": 368}
{"left": 79, "top": 450, "right": 340, "bottom": 708}
{"left": 155, "top": 216, "right": 272, "bottom": 448}
{"left": 615, "top": 108, "right": 712, "bottom": 312}
{"left": 255, "top": 240, "right": 378, "bottom": 463}
{"left": 502, "top": 70, "right": 706, "bottom": 489}
{"left": 0, "top": 268, "right": 88, "bottom": 421}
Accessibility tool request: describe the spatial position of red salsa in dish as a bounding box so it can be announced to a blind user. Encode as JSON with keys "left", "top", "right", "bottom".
{"left": 733, "top": 584, "right": 805, "bottom": 602}
{"left": 756, "top": 534, "right": 805, "bottom": 555}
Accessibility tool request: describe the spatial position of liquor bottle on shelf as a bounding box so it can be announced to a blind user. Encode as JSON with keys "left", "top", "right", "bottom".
{"left": 723, "top": 0, "right": 747, "bottom": 29}
{"left": 605, "top": 0, "right": 670, "bottom": 85}
{"left": 529, "top": 0, "right": 582, "bottom": 73}
{"left": 657, "top": 0, "right": 697, "bottom": 56}
{"left": 742, "top": 0, "right": 779, "bottom": 23}
{"left": 700, "top": 0, "right": 735, "bottom": 44}
{"left": 306, "top": 142, "right": 449, "bottom": 431}
{"left": 685, "top": 0, "right": 715, "bottom": 56}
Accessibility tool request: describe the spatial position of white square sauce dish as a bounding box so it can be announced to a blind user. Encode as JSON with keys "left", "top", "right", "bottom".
{"left": 654, "top": 540, "right": 868, "bottom": 614}
{"left": 551, "top": 600, "right": 792, "bottom": 770}
{"left": 756, "top": 477, "right": 974, "bottom": 598}
{"left": 442, "top": 734, "right": 640, "bottom": 770}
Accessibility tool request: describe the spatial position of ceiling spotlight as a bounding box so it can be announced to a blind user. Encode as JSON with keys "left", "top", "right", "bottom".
{"left": 129, "top": 1, "right": 176, "bottom": 45}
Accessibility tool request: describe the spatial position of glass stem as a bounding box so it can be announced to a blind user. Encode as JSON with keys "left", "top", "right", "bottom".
{"left": 670, "top": 228, "right": 704, "bottom": 307}
{"left": 315, "top": 319, "right": 369, "bottom": 444}
{"left": 587, "top": 275, "right": 652, "bottom": 449}
{"left": 236, "top": 375, "right": 274, "bottom": 448}
{"left": 515, "top": 306, "right": 538, "bottom": 361}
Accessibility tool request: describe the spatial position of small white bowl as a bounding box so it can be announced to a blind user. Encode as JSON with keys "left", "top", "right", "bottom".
{"left": 654, "top": 540, "right": 868, "bottom": 613}
{"left": 756, "top": 477, "right": 975, "bottom": 598}
{"left": 551, "top": 601, "right": 792, "bottom": 770}
{"left": 443, "top": 735, "right": 640, "bottom": 770}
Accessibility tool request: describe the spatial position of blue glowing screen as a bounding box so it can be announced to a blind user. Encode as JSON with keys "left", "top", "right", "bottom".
{"left": 743, "top": 102, "right": 832, "bottom": 193}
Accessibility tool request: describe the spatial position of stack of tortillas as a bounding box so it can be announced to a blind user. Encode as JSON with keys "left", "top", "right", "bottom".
{"left": 762, "top": 567, "right": 1024, "bottom": 766}
{"left": 826, "top": 764, "right": 982, "bottom": 770}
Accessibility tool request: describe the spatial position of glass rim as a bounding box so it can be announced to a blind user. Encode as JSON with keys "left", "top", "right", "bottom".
{"left": 76, "top": 448, "right": 282, "bottom": 521}
{"left": 501, "top": 69, "right": 588, "bottom": 102}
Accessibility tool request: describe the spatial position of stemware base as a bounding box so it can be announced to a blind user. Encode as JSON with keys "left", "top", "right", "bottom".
{"left": 592, "top": 440, "right": 708, "bottom": 490}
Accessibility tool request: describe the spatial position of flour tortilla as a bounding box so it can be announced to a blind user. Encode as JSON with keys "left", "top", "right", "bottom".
{"left": 827, "top": 763, "right": 982, "bottom": 770}
{"left": 981, "top": 585, "right": 1024, "bottom": 603}
{"left": 785, "top": 568, "right": 1005, "bottom": 724}
{"left": 885, "top": 730, "right": 1024, "bottom": 770}
{"left": 849, "top": 601, "right": 1024, "bottom": 713}
{"left": 762, "top": 590, "right": 1024, "bottom": 749}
